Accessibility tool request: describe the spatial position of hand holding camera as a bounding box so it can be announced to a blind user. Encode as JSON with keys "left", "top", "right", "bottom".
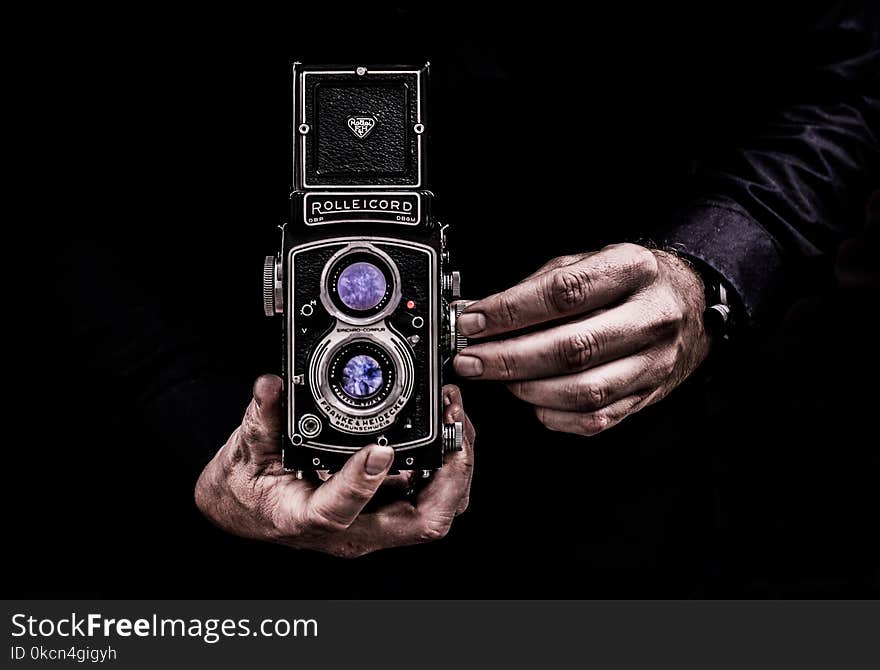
{"left": 454, "top": 244, "right": 712, "bottom": 435}
{"left": 195, "top": 376, "right": 474, "bottom": 557}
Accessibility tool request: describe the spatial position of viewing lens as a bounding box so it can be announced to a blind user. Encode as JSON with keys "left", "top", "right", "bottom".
{"left": 337, "top": 262, "right": 387, "bottom": 311}
{"left": 341, "top": 354, "right": 384, "bottom": 398}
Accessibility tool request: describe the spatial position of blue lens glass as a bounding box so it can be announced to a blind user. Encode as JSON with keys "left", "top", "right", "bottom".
{"left": 341, "top": 354, "right": 384, "bottom": 398}
{"left": 337, "top": 262, "right": 387, "bottom": 311}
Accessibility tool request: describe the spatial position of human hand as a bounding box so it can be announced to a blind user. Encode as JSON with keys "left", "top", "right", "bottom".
{"left": 453, "top": 243, "right": 710, "bottom": 435}
{"left": 195, "top": 375, "right": 475, "bottom": 557}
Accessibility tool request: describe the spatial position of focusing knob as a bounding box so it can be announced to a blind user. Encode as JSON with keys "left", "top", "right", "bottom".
{"left": 443, "top": 421, "right": 464, "bottom": 453}
{"left": 448, "top": 302, "right": 469, "bottom": 355}
{"left": 441, "top": 271, "right": 461, "bottom": 299}
{"left": 263, "top": 255, "right": 283, "bottom": 316}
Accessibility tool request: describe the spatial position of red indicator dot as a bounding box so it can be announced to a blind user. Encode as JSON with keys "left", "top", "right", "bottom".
{"left": 406, "top": 300, "right": 416, "bottom": 310}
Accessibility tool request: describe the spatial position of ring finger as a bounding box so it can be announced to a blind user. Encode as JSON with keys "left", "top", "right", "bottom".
{"left": 507, "top": 352, "right": 658, "bottom": 412}
{"left": 535, "top": 394, "right": 649, "bottom": 436}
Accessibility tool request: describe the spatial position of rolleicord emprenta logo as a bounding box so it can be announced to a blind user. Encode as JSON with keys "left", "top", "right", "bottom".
{"left": 347, "top": 116, "right": 376, "bottom": 139}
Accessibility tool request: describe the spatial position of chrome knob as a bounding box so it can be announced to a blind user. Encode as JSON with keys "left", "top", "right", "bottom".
{"left": 443, "top": 421, "right": 464, "bottom": 453}
{"left": 447, "top": 302, "right": 469, "bottom": 356}
{"left": 263, "top": 255, "right": 283, "bottom": 316}
{"left": 441, "top": 270, "right": 461, "bottom": 299}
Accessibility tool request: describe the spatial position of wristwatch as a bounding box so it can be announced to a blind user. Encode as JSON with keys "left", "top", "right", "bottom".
{"left": 699, "top": 267, "right": 735, "bottom": 341}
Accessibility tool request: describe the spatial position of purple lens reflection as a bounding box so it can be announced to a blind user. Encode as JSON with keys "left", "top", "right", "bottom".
{"left": 341, "top": 354, "right": 384, "bottom": 398}
{"left": 337, "top": 262, "right": 387, "bottom": 311}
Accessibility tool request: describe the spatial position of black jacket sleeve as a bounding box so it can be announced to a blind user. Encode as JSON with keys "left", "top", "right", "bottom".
{"left": 658, "top": 2, "right": 879, "bottom": 328}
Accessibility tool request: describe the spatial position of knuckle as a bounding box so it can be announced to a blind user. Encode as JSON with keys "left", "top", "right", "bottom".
{"left": 649, "top": 295, "right": 685, "bottom": 336}
{"left": 548, "top": 268, "right": 593, "bottom": 312}
{"left": 559, "top": 330, "right": 600, "bottom": 370}
{"left": 345, "top": 478, "right": 380, "bottom": 503}
{"left": 613, "top": 243, "right": 660, "bottom": 281}
{"left": 241, "top": 409, "right": 268, "bottom": 446}
{"left": 225, "top": 429, "right": 248, "bottom": 465}
{"left": 307, "top": 506, "right": 350, "bottom": 534}
{"left": 576, "top": 412, "right": 610, "bottom": 436}
{"left": 562, "top": 383, "right": 581, "bottom": 407}
{"left": 495, "top": 349, "right": 519, "bottom": 380}
{"left": 455, "top": 496, "right": 470, "bottom": 516}
{"left": 418, "top": 516, "right": 453, "bottom": 543}
{"left": 443, "top": 384, "right": 461, "bottom": 405}
{"left": 496, "top": 293, "right": 521, "bottom": 329}
{"left": 572, "top": 382, "right": 605, "bottom": 411}
{"left": 631, "top": 245, "right": 660, "bottom": 282}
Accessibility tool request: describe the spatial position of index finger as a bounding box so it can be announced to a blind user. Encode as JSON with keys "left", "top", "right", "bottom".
{"left": 456, "top": 243, "right": 659, "bottom": 338}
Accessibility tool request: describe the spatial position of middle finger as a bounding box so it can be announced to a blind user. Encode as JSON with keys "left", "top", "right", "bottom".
{"left": 454, "top": 300, "right": 657, "bottom": 381}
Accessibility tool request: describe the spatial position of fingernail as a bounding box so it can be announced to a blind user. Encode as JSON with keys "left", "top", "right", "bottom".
{"left": 458, "top": 312, "right": 486, "bottom": 336}
{"left": 253, "top": 374, "right": 282, "bottom": 408}
{"left": 454, "top": 355, "right": 484, "bottom": 377}
{"left": 364, "top": 445, "right": 394, "bottom": 475}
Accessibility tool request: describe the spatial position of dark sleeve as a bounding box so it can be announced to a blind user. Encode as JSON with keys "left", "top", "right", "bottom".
{"left": 657, "top": 2, "right": 879, "bottom": 328}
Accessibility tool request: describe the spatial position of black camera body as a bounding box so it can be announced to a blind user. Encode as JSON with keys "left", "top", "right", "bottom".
{"left": 263, "top": 63, "right": 466, "bottom": 476}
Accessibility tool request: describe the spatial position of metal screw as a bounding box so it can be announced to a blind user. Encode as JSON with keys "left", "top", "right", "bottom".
{"left": 356, "top": 66, "right": 367, "bottom": 76}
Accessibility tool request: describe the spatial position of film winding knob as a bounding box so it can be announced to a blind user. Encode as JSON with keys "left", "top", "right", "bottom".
{"left": 263, "top": 255, "right": 283, "bottom": 316}
{"left": 448, "top": 302, "right": 469, "bottom": 356}
{"left": 443, "top": 421, "right": 464, "bottom": 453}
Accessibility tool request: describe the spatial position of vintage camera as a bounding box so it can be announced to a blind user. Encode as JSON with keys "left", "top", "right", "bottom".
{"left": 262, "top": 63, "right": 468, "bottom": 477}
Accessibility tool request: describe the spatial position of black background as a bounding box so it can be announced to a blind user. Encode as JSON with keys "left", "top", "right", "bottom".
{"left": 7, "top": 4, "right": 878, "bottom": 598}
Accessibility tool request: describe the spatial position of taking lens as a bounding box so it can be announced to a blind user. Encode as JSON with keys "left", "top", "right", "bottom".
{"left": 341, "top": 354, "right": 384, "bottom": 398}
{"left": 328, "top": 341, "right": 396, "bottom": 409}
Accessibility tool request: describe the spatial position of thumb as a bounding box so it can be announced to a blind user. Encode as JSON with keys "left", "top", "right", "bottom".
{"left": 238, "top": 374, "right": 283, "bottom": 461}
{"left": 306, "top": 445, "right": 395, "bottom": 530}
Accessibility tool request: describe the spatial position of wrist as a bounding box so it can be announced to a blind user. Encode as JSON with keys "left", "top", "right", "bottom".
{"left": 650, "top": 248, "right": 707, "bottom": 313}
{"left": 651, "top": 247, "right": 737, "bottom": 342}
{"left": 650, "top": 249, "right": 714, "bottom": 375}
